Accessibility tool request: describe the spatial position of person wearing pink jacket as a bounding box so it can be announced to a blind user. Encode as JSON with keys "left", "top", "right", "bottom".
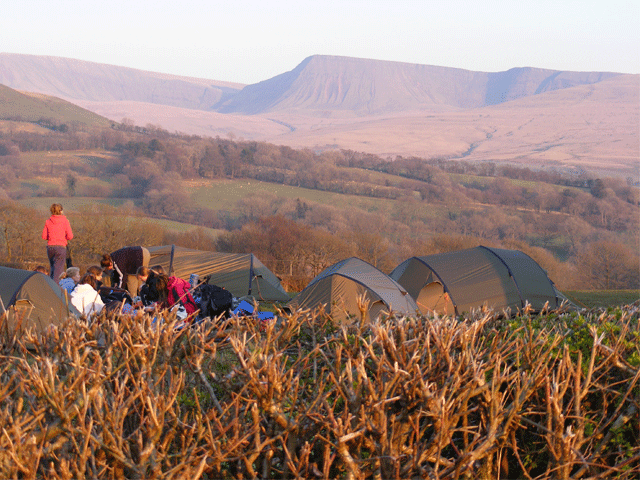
{"left": 42, "top": 203, "right": 74, "bottom": 282}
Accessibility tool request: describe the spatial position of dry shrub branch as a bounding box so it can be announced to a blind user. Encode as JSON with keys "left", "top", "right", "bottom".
{"left": 0, "top": 303, "right": 638, "bottom": 479}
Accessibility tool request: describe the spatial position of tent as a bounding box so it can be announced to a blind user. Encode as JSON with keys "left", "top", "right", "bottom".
{"left": 390, "top": 246, "right": 562, "bottom": 316}
{"left": 287, "top": 257, "right": 419, "bottom": 323}
{"left": 146, "top": 245, "right": 290, "bottom": 302}
{"left": 0, "top": 266, "right": 80, "bottom": 334}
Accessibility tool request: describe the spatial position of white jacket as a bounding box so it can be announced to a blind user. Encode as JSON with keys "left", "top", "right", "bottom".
{"left": 71, "top": 284, "right": 105, "bottom": 315}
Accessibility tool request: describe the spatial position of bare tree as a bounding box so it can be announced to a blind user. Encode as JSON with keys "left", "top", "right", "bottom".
{"left": 574, "top": 239, "right": 640, "bottom": 289}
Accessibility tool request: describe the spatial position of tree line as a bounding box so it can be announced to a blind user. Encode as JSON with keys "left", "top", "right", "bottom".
{"left": 0, "top": 120, "right": 638, "bottom": 291}
{"left": 1, "top": 199, "right": 638, "bottom": 292}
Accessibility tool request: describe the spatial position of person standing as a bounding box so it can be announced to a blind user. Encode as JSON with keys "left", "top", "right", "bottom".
{"left": 42, "top": 203, "right": 73, "bottom": 282}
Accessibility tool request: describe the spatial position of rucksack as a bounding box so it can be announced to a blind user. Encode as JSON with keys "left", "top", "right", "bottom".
{"left": 196, "top": 283, "right": 233, "bottom": 319}
{"left": 99, "top": 286, "right": 133, "bottom": 305}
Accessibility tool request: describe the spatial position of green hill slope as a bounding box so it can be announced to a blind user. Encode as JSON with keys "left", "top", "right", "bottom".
{"left": 0, "top": 84, "right": 114, "bottom": 127}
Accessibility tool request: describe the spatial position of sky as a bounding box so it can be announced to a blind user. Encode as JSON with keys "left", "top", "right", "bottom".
{"left": 2, "top": 0, "right": 639, "bottom": 85}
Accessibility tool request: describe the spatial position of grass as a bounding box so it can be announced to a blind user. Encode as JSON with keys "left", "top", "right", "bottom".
{"left": 18, "top": 197, "right": 125, "bottom": 211}
{"left": 17, "top": 196, "right": 222, "bottom": 236}
{"left": 0, "top": 84, "right": 113, "bottom": 127}
{"left": 0, "top": 120, "right": 51, "bottom": 134}
{"left": 190, "top": 178, "right": 443, "bottom": 218}
{"left": 17, "top": 149, "right": 119, "bottom": 167}
{"left": 449, "top": 172, "right": 583, "bottom": 194}
{"left": 563, "top": 290, "right": 640, "bottom": 309}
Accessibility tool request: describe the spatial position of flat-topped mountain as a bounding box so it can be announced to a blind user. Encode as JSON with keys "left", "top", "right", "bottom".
{"left": 217, "top": 55, "right": 621, "bottom": 115}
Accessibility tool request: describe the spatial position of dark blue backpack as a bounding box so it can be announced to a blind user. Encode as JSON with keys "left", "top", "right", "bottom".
{"left": 196, "top": 283, "right": 233, "bottom": 319}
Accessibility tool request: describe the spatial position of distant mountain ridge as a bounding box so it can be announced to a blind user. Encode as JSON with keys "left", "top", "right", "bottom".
{"left": 0, "top": 52, "right": 244, "bottom": 110}
{"left": 0, "top": 53, "right": 622, "bottom": 116}
{"left": 0, "top": 52, "right": 637, "bottom": 177}
{"left": 218, "top": 55, "right": 621, "bottom": 116}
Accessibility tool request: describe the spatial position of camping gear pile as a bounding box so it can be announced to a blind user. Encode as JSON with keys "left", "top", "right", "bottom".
{"left": 146, "top": 245, "right": 290, "bottom": 302}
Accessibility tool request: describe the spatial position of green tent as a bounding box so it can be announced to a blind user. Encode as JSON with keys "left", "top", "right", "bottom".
{"left": 287, "top": 257, "right": 419, "bottom": 323}
{"left": 390, "top": 246, "right": 563, "bottom": 316}
{"left": 0, "top": 266, "right": 80, "bottom": 334}
{"left": 146, "top": 245, "right": 290, "bottom": 302}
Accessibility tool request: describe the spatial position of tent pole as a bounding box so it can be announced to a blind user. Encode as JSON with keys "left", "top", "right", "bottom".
{"left": 248, "top": 254, "right": 254, "bottom": 296}
{"left": 168, "top": 244, "right": 175, "bottom": 276}
{"left": 480, "top": 246, "right": 525, "bottom": 309}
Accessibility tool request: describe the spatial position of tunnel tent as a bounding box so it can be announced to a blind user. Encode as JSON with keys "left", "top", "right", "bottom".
{"left": 0, "top": 266, "right": 80, "bottom": 334}
{"left": 287, "top": 257, "right": 419, "bottom": 323}
{"left": 390, "top": 246, "right": 564, "bottom": 316}
{"left": 146, "top": 245, "right": 290, "bottom": 302}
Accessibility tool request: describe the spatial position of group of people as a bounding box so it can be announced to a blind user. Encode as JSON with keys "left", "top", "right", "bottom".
{"left": 41, "top": 203, "right": 198, "bottom": 320}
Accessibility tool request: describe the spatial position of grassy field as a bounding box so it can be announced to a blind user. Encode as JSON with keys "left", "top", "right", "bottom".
{"left": 0, "top": 119, "right": 51, "bottom": 134}
{"left": 448, "top": 172, "right": 585, "bottom": 194}
{"left": 17, "top": 149, "right": 119, "bottom": 167}
{"left": 18, "top": 196, "right": 222, "bottom": 236}
{"left": 563, "top": 290, "right": 640, "bottom": 309}
{"left": 18, "top": 196, "right": 125, "bottom": 211}
{"left": 0, "top": 84, "right": 113, "bottom": 127}
{"left": 190, "top": 178, "right": 449, "bottom": 219}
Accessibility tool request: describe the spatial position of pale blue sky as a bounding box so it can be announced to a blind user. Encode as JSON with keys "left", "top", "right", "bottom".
{"left": 2, "top": 0, "right": 638, "bottom": 84}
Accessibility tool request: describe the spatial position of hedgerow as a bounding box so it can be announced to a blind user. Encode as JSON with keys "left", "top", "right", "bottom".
{"left": 0, "top": 302, "right": 638, "bottom": 479}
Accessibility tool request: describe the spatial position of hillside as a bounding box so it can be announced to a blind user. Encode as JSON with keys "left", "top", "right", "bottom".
{"left": 0, "top": 110, "right": 638, "bottom": 291}
{"left": 263, "top": 74, "right": 639, "bottom": 177}
{"left": 0, "top": 52, "right": 244, "bottom": 110}
{"left": 0, "top": 84, "right": 113, "bottom": 127}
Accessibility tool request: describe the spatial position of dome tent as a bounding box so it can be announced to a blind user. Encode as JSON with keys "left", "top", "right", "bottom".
{"left": 0, "top": 266, "right": 80, "bottom": 334}
{"left": 146, "top": 245, "right": 290, "bottom": 302}
{"left": 287, "top": 257, "right": 419, "bottom": 323}
{"left": 390, "top": 246, "right": 563, "bottom": 316}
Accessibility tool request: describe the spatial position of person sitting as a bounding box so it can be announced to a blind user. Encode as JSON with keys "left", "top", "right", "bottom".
{"left": 86, "top": 265, "right": 105, "bottom": 289}
{"left": 100, "top": 254, "right": 115, "bottom": 288}
{"left": 59, "top": 267, "right": 81, "bottom": 294}
{"left": 137, "top": 265, "right": 164, "bottom": 306}
{"left": 70, "top": 273, "right": 105, "bottom": 316}
{"left": 34, "top": 265, "right": 48, "bottom": 275}
{"left": 155, "top": 273, "right": 199, "bottom": 320}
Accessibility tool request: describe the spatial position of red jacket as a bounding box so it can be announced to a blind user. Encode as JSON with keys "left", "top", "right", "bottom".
{"left": 42, "top": 215, "right": 73, "bottom": 246}
{"left": 167, "top": 276, "right": 198, "bottom": 316}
